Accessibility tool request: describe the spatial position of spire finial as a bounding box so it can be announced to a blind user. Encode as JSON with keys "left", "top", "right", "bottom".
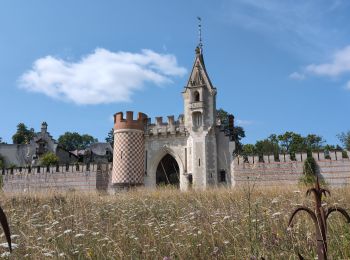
{"left": 197, "top": 17, "right": 203, "bottom": 52}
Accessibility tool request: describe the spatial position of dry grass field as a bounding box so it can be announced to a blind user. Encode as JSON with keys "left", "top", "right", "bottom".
{"left": 0, "top": 184, "right": 349, "bottom": 259}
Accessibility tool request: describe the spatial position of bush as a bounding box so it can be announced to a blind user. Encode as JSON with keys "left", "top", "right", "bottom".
{"left": 40, "top": 152, "right": 59, "bottom": 166}
{"left": 342, "top": 150, "right": 349, "bottom": 159}
{"left": 0, "top": 154, "right": 5, "bottom": 169}
{"left": 300, "top": 156, "right": 317, "bottom": 185}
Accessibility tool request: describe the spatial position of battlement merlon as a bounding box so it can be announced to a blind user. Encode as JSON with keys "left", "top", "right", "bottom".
{"left": 154, "top": 115, "right": 176, "bottom": 127}
{"left": 145, "top": 114, "right": 187, "bottom": 136}
{"left": 235, "top": 150, "right": 350, "bottom": 164}
{"left": 114, "top": 111, "right": 148, "bottom": 131}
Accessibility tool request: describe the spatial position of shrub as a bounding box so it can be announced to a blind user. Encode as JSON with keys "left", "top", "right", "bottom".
{"left": 300, "top": 156, "right": 317, "bottom": 185}
{"left": 342, "top": 150, "right": 349, "bottom": 159}
{"left": 0, "top": 154, "right": 5, "bottom": 169}
{"left": 40, "top": 152, "right": 59, "bottom": 166}
{"left": 290, "top": 152, "right": 296, "bottom": 161}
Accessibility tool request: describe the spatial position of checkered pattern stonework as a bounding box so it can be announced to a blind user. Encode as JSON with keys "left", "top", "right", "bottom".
{"left": 112, "top": 131, "right": 144, "bottom": 185}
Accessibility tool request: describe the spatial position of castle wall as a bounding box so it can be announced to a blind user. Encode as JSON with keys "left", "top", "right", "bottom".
{"left": 1, "top": 163, "right": 111, "bottom": 192}
{"left": 233, "top": 151, "right": 350, "bottom": 186}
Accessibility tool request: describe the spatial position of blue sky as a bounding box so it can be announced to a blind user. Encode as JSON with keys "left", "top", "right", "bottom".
{"left": 1, "top": 0, "right": 350, "bottom": 146}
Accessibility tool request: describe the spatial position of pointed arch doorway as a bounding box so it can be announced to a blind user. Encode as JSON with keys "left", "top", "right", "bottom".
{"left": 156, "top": 154, "right": 180, "bottom": 187}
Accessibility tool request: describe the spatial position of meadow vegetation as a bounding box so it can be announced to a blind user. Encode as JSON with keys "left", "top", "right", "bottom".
{"left": 0, "top": 185, "right": 349, "bottom": 259}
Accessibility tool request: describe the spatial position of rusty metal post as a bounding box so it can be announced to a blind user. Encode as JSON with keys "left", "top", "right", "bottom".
{"left": 288, "top": 176, "right": 350, "bottom": 259}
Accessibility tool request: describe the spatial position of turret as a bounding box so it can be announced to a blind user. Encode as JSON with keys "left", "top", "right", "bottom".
{"left": 112, "top": 111, "right": 148, "bottom": 187}
{"left": 41, "top": 122, "right": 48, "bottom": 133}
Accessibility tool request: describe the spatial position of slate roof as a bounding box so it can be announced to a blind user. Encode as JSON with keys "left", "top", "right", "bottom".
{"left": 88, "top": 143, "right": 113, "bottom": 156}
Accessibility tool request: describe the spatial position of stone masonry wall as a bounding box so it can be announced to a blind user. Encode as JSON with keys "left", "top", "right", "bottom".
{"left": 233, "top": 151, "right": 350, "bottom": 186}
{"left": 2, "top": 163, "right": 111, "bottom": 192}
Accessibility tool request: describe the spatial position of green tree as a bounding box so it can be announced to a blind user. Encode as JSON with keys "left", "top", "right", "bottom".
{"left": 12, "top": 123, "right": 35, "bottom": 144}
{"left": 337, "top": 131, "right": 350, "bottom": 150}
{"left": 216, "top": 108, "right": 245, "bottom": 156}
{"left": 105, "top": 128, "right": 114, "bottom": 146}
{"left": 278, "top": 131, "right": 306, "bottom": 153}
{"left": 58, "top": 132, "right": 98, "bottom": 151}
{"left": 40, "top": 152, "right": 59, "bottom": 166}
{"left": 242, "top": 144, "right": 256, "bottom": 156}
{"left": 216, "top": 108, "right": 229, "bottom": 124}
{"left": 305, "top": 134, "right": 325, "bottom": 151}
{"left": 232, "top": 126, "right": 245, "bottom": 156}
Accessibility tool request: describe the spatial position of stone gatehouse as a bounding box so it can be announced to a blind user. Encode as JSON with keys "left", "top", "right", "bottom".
{"left": 112, "top": 45, "right": 235, "bottom": 190}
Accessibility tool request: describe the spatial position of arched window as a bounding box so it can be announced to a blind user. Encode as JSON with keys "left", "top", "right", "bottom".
{"left": 193, "top": 91, "right": 200, "bottom": 102}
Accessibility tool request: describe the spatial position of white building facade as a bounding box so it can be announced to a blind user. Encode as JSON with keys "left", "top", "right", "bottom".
{"left": 112, "top": 46, "right": 235, "bottom": 190}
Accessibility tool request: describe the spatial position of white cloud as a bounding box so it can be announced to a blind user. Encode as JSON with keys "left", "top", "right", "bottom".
{"left": 289, "top": 72, "right": 305, "bottom": 80}
{"left": 290, "top": 45, "right": 350, "bottom": 90}
{"left": 222, "top": 0, "right": 349, "bottom": 56}
{"left": 19, "top": 48, "right": 187, "bottom": 105}
{"left": 236, "top": 119, "right": 253, "bottom": 126}
{"left": 306, "top": 45, "right": 350, "bottom": 76}
{"left": 346, "top": 81, "right": 350, "bottom": 90}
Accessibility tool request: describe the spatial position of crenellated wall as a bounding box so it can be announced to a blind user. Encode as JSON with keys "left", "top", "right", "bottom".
{"left": 145, "top": 115, "right": 187, "bottom": 137}
{"left": 233, "top": 151, "right": 350, "bottom": 186}
{"left": 1, "top": 163, "right": 111, "bottom": 192}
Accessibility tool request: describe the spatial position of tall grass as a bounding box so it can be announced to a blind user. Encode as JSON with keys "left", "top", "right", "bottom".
{"left": 0, "top": 185, "right": 349, "bottom": 259}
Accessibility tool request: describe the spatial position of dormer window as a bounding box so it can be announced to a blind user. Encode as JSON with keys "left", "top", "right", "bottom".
{"left": 193, "top": 91, "right": 200, "bottom": 102}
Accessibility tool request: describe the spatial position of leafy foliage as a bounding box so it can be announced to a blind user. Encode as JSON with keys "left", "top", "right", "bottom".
{"left": 0, "top": 154, "right": 5, "bottom": 168}
{"left": 231, "top": 126, "right": 245, "bottom": 156}
{"left": 216, "top": 108, "right": 245, "bottom": 156}
{"left": 40, "top": 152, "right": 59, "bottom": 166}
{"left": 12, "top": 123, "right": 35, "bottom": 144}
{"left": 105, "top": 128, "right": 114, "bottom": 146}
{"left": 58, "top": 132, "right": 98, "bottom": 151}
{"left": 243, "top": 132, "right": 328, "bottom": 157}
{"left": 300, "top": 156, "right": 319, "bottom": 185}
{"left": 338, "top": 131, "right": 350, "bottom": 150}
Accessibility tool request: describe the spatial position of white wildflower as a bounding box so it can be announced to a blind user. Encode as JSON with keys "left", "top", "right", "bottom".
{"left": 272, "top": 212, "right": 281, "bottom": 218}
{"left": 0, "top": 242, "right": 18, "bottom": 249}
{"left": 271, "top": 198, "right": 279, "bottom": 204}
{"left": 0, "top": 252, "right": 10, "bottom": 258}
{"left": 63, "top": 229, "right": 72, "bottom": 234}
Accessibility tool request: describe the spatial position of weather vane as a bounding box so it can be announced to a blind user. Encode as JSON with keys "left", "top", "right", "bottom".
{"left": 197, "top": 17, "right": 203, "bottom": 50}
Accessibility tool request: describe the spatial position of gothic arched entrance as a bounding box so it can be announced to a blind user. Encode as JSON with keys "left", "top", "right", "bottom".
{"left": 156, "top": 154, "right": 180, "bottom": 187}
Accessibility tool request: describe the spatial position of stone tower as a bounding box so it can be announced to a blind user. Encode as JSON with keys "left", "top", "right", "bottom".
{"left": 182, "top": 46, "right": 218, "bottom": 189}
{"left": 112, "top": 111, "right": 148, "bottom": 187}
